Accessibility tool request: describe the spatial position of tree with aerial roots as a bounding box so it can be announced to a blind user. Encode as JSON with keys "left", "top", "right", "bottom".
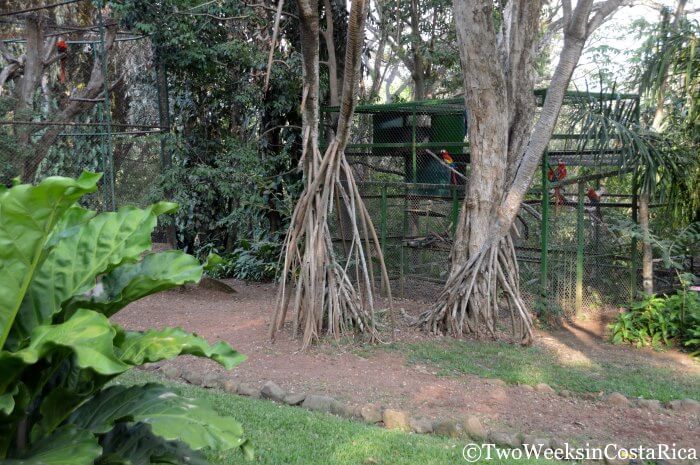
{"left": 416, "top": 0, "right": 631, "bottom": 345}
{"left": 270, "top": 0, "right": 392, "bottom": 349}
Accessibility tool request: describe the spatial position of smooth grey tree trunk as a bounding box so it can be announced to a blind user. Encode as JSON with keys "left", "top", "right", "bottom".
{"left": 420, "top": 0, "right": 627, "bottom": 342}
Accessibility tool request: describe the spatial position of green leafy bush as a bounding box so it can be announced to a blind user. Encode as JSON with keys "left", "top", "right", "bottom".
{"left": 0, "top": 173, "right": 251, "bottom": 464}
{"left": 611, "top": 281, "right": 700, "bottom": 355}
{"left": 206, "top": 238, "right": 281, "bottom": 282}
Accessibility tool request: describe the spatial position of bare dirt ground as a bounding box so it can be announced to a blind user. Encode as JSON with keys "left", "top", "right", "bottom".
{"left": 114, "top": 279, "right": 700, "bottom": 450}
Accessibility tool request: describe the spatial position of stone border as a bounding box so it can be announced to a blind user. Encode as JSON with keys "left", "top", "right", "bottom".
{"left": 155, "top": 363, "right": 699, "bottom": 415}
{"left": 146, "top": 365, "right": 697, "bottom": 464}
{"left": 537, "top": 382, "right": 699, "bottom": 415}
{"left": 480, "top": 378, "right": 699, "bottom": 415}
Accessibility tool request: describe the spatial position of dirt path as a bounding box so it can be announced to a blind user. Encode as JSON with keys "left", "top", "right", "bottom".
{"left": 114, "top": 280, "right": 700, "bottom": 450}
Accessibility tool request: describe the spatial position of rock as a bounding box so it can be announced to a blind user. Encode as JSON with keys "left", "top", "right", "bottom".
{"left": 260, "top": 381, "right": 286, "bottom": 402}
{"left": 409, "top": 417, "right": 434, "bottom": 434}
{"left": 382, "top": 409, "right": 411, "bottom": 431}
{"left": 237, "top": 383, "right": 261, "bottom": 398}
{"left": 182, "top": 369, "right": 204, "bottom": 386}
{"left": 604, "top": 392, "right": 631, "bottom": 408}
{"left": 223, "top": 380, "right": 239, "bottom": 394}
{"left": 680, "top": 398, "right": 700, "bottom": 413}
{"left": 284, "top": 392, "right": 306, "bottom": 406}
{"left": 201, "top": 373, "right": 220, "bottom": 388}
{"left": 520, "top": 435, "right": 549, "bottom": 449}
{"left": 667, "top": 398, "right": 700, "bottom": 414}
{"left": 143, "top": 362, "right": 161, "bottom": 371}
{"left": 488, "top": 431, "right": 520, "bottom": 448}
{"left": 666, "top": 400, "right": 681, "bottom": 410}
{"left": 302, "top": 394, "right": 335, "bottom": 413}
{"left": 359, "top": 404, "right": 383, "bottom": 424}
{"left": 559, "top": 389, "right": 573, "bottom": 398}
{"left": 628, "top": 460, "right": 648, "bottom": 465}
{"left": 535, "top": 383, "right": 555, "bottom": 394}
{"left": 432, "top": 419, "right": 462, "bottom": 438}
{"left": 489, "top": 387, "right": 507, "bottom": 401}
{"left": 603, "top": 455, "right": 627, "bottom": 465}
{"left": 330, "top": 400, "right": 356, "bottom": 418}
{"left": 461, "top": 415, "right": 487, "bottom": 441}
{"left": 198, "top": 276, "right": 236, "bottom": 294}
{"left": 636, "top": 398, "right": 661, "bottom": 411}
{"left": 486, "top": 378, "right": 507, "bottom": 387}
{"left": 216, "top": 374, "right": 230, "bottom": 387}
{"left": 160, "top": 365, "right": 181, "bottom": 379}
{"left": 549, "top": 438, "right": 567, "bottom": 451}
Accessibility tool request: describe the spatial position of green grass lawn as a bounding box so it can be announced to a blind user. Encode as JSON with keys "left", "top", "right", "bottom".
{"left": 373, "top": 339, "right": 699, "bottom": 402}
{"left": 116, "top": 371, "right": 554, "bottom": 465}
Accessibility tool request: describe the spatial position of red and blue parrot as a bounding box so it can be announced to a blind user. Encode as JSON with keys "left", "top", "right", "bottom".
{"left": 547, "top": 160, "right": 567, "bottom": 206}
{"left": 440, "top": 149, "right": 457, "bottom": 185}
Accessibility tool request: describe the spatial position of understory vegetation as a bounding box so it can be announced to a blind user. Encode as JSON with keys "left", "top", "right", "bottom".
{"left": 611, "top": 282, "right": 700, "bottom": 355}
{"left": 205, "top": 237, "right": 283, "bottom": 281}
{"left": 0, "top": 174, "right": 249, "bottom": 464}
{"left": 376, "top": 339, "right": 699, "bottom": 402}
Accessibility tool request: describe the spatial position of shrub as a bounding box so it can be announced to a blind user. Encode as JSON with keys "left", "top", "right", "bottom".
{"left": 611, "top": 279, "right": 700, "bottom": 355}
{"left": 206, "top": 238, "right": 281, "bottom": 282}
{"left": 0, "top": 173, "right": 251, "bottom": 464}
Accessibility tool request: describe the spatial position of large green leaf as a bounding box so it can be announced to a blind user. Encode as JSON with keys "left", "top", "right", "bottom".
{"left": 0, "top": 385, "right": 18, "bottom": 415}
{"left": 31, "top": 387, "right": 90, "bottom": 442}
{"left": 0, "top": 172, "right": 100, "bottom": 349}
{"left": 2, "top": 425, "right": 101, "bottom": 465}
{"left": 0, "top": 309, "right": 128, "bottom": 394}
{"left": 115, "top": 327, "right": 245, "bottom": 369}
{"left": 13, "top": 202, "right": 177, "bottom": 341}
{"left": 98, "top": 422, "right": 209, "bottom": 465}
{"left": 67, "top": 251, "right": 203, "bottom": 317}
{"left": 69, "top": 384, "right": 249, "bottom": 453}
{"left": 45, "top": 206, "right": 97, "bottom": 249}
{"left": 0, "top": 383, "right": 30, "bottom": 456}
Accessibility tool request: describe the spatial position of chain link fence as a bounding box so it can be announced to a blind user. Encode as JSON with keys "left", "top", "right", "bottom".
{"left": 0, "top": 9, "right": 166, "bottom": 214}
{"left": 324, "top": 96, "right": 643, "bottom": 316}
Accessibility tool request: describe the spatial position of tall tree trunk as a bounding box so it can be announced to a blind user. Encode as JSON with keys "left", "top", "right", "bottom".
{"left": 321, "top": 0, "right": 340, "bottom": 106}
{"left": 297, "top": 0, "right": 321, "bottom": 158}
{"left": 272, "top": 0, "right": 392, "bottom": 348}
{"left": 418, "top": 0, "right": 626, "bottom": 343}
{"left": 640, "top": 0, "right": 688, "bottom": 295}
{"left": 410, "top": 0, "right": 426, "bottom": 100}
{"left": 639, "top": 190, "right": 654, "bottom": 294}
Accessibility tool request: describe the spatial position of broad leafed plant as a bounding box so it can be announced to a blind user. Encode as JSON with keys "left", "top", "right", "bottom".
{"left": 0, "top": 172, "right": 251, "bottom": 464}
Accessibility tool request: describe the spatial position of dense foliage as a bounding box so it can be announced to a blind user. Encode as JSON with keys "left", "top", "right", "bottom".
{"left": 0, "top": 173, "right": 250, "bottom": 464}
{"left": 631, "top": 11, "right": 700, "bottom": 227}
{"left": 114, "top": 0, "right": 305, "bottom": 254}
{"left": 206, "top": 237, "right": 282, "bottom": 282}
{"left": 611, "top": 278, "right": 700, "bottom": 356}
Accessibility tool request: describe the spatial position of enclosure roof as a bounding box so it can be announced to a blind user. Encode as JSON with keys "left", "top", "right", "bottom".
{"left": 322, "top": 88, "right": 639, "bottom": 114}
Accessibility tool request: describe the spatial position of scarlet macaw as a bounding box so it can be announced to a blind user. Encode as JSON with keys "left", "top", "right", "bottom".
{"left": 586, "top": 186, "right": 605, "bottom": 221}
{"left": 587, "top": 187, "right": 601, "bottom": 205}
{"left": 547, "top": 160, "right": 567, "bottom": 207}
{"left": 440, "top": 149, "right": 457, "bottom": 185}
{"left": 57, "top": 39, "right": 68, "bottom": 83}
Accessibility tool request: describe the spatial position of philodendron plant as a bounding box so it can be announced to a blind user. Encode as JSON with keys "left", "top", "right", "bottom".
{"left": 0, "top": 172, "right": 251, "bottom": 464}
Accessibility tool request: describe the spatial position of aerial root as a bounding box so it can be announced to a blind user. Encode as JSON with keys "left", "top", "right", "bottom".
{"left": 415, "top": 233, "right": 533, "bottom": 345}
{"left": 271, "top": 141, "right": 393, "bottom": 349}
